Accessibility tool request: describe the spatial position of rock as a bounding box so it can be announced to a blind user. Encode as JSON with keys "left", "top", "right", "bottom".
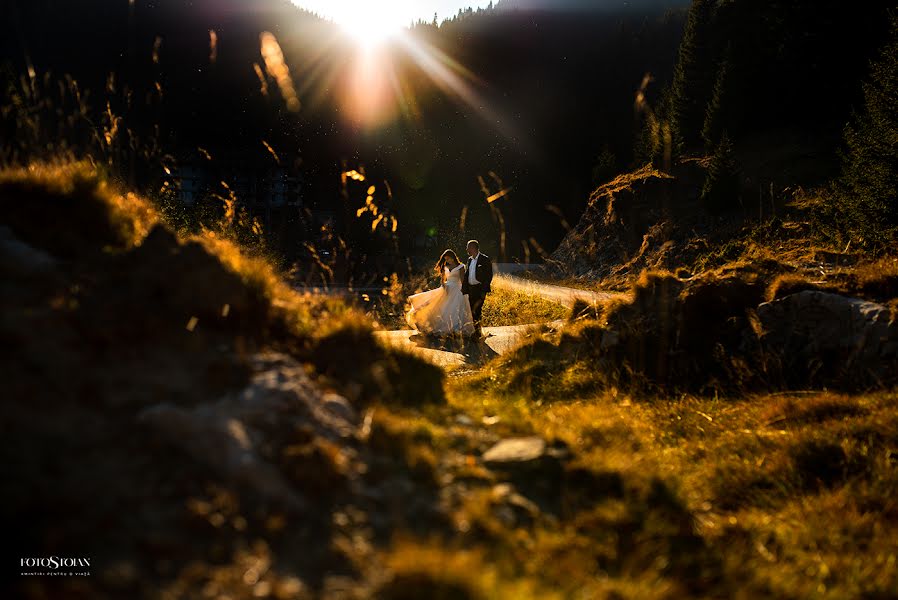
{"left": 757, "top": 291, "right": 898, "bottom": 388}
{"left": 482, "top": 437, "right": 570, "bottom": 512}
{"left": 138, "top": 353, "right": 360, "bottom": 510}
{"left": 454, "top": 414, "right": 474, "bottom": 426}
{"left": 491, "top": 483, "right": 540, "bottom": 528}
{"left": 0, "top": 225, "right": 57, "bottom": 276}
{"left": 139, "top": 403, "right": 307, "bottom": 511}
{"left": 483, "top": 436, "right": 547, "bottom": 465}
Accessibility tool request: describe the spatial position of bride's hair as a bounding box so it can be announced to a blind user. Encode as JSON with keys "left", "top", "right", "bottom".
{"left": 435, "top": 249, "right": 461, "bottom": 280}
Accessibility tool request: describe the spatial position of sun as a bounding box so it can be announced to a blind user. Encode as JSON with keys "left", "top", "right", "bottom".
{"left": 336, "top": 6, "right": 404, "bottom": 50}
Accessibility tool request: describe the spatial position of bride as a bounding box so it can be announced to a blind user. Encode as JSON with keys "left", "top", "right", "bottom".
{"left": 406, "top": 249, "right": 476, "bottom": 336}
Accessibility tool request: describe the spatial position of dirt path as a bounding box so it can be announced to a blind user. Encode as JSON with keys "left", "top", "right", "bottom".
{"left": 375, "top": 321, "right": 562, "bottom": 370}
{"left": 375, "top": 274, "right": 624, "bottom": 369}
{"left": 491, "top": 272, "right": 623, "bottom": 308}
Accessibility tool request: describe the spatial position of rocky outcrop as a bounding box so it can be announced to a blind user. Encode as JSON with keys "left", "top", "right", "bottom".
{"left": 550, "top": 162, "right": 709, "bottom": 279}
{"left": 504, "top": 263, "right": 898, "bottom": 394}
{"left": 758, "top": 291, "right": 898, "bottom": 388}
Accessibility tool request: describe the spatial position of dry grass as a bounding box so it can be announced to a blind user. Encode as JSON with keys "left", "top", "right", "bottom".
{"left": 377, "top": 541, "right": 557, "bottom": 600}
{"left": 6, "top": 162, "right": 898, "bottom": 599}
{"left": 442, "top": 373, "right": 898, "bottom": 598}
{"left": 586, "top": 163, "right": 675, "bottom": 207}
{"left": 3, "top": 162, "right": 459, "bottom": 599}
{"left": 365, "top": 247, "right": 898, "bottom": 596}
{"left": 767, "top": 256, "right": 898, "bottom": 304}
{"left": 0, "top": 161, "right": 445, "bottom": 406}
{"left": 0, "top": 161, "right": 158, "bottom": 253}
{"left": 480, "top": 287, "right": 568, "bottom": 327}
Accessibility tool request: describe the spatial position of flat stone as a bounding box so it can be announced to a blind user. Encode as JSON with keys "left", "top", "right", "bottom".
{"left": 455, "top": 414, "right": 474, "bottom": 426}
{"left": 483, "top": 437, "right": 547, "bottom": 465}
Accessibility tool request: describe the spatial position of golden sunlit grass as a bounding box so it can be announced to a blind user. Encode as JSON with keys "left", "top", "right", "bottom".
{"left": 588, "top": 164, "right": 676, "bottom": 207}
{"left": 377, "top": 540, "right": 558, "bottom": 600}
{"left": 423, "top": 243, "right": 898, "bottom": 596}
{"left": 0, "top": 161, "right": 158, "bottom": 252}
{"left": 442, "top": 369, "right": 898, "bottom": 598}
{"left": 480, "top": 287, "right": 568, "bottom": 328}
{"left": 766, "top": 255, "right": 898, "bottom": 308}
{"left": 0, "top": 161, "right": 444, "bottom": 401}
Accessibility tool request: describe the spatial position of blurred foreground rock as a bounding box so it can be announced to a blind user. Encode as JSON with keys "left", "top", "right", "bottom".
{"left": 138, "top": 353, "right": 361, "bottom": 512}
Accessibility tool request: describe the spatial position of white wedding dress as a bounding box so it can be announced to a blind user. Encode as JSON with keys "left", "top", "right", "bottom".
{"left": 406, "top": 264, "right": 475, "bottom": 335}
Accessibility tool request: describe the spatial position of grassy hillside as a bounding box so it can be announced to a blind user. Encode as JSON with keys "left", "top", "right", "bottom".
{"left": 1, "top": 163, "right": 446, "bottom": 599}
{"left": 4, "top": 163, "right": 897, "bottom": 599}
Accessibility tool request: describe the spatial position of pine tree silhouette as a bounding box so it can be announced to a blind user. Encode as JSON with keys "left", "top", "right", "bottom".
{"left": 701, "top": 131, "right": 740, "bottom": 214}
{"left": 837, "top": 13, "right": 898, "bottom": 246}
{"left": 669, "top": 0, "right": 716, "bottom": 156}
{"left": 701, "top": 49, "right": 733, "bottom": 152}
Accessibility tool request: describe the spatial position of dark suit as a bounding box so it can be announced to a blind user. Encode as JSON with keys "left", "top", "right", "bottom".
{"left": 462, "top": 252, "right": 493, "bottom": 331}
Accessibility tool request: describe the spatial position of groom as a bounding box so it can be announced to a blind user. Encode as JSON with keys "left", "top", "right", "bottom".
{"left": 461, "top": 239, "right": 493, "bottom": 337}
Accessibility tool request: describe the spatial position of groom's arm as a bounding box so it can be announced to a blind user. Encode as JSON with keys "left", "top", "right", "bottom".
{"left": 483, "top": 256, "right": 493, "bottom": 292}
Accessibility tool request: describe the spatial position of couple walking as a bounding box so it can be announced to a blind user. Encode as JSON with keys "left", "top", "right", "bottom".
{"left": 406, "top": 240, "right": 493, "bottom": 338}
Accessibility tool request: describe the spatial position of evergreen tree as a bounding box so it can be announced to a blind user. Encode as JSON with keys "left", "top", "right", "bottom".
{"left": 700, "top": 131, "right": 740, "bottom": 214}
{"left": 633, "top": 81, "right": 672, "bottom": 170}
{"left": 592, "top": 146, "right": 618, "bottom": 186}
{"left": 701, "top": 49, "right": 732, "bottom": 152}
{"left": 669, "top": 0, "right": 716, "bottom": 156}
{"left": 836, "top": 13, "right": 898, "bottom": 246}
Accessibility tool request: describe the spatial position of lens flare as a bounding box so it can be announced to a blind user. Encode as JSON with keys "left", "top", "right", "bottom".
{"left": 260, "top": 32, "right": 300, "bottom": 112}
{"left": 343, "top": 48, "right": 400, "bottom": 127}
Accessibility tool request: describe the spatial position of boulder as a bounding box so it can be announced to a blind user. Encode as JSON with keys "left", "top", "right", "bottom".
{"left": 138, "top": 353, "right": 360, "bottom": 510}
{"left": 757, "top": 291, "right": 898, "bottom": 388}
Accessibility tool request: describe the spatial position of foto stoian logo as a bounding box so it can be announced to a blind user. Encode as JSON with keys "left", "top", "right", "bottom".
{"left": 20, "top": 556, "right": 91, "bottom": 577}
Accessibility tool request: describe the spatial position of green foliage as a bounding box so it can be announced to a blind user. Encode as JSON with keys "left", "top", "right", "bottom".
{"left": 701, "top": 49, "right": 733, "bottom": 152}
{"left": 833, "top": 14, "right": 898, "bottom": 248}
{"left": 591, "top": 146, "right": 618, "bottom": 187}
{"left": 669, "top": 0, "right": 717, "bottom": 155}
{"left": 666, "top": 0, "right": 892, "bottom": 164}
{"left": 632, "top": 81, "right": 675, "bottom": 170}
{"left": 700, "top": 132, "right": 740, "bottom": 214}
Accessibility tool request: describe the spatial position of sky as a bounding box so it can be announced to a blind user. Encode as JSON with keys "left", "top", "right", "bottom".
{"left": 293, "top": 1, "right": 495, "bottom": 28}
